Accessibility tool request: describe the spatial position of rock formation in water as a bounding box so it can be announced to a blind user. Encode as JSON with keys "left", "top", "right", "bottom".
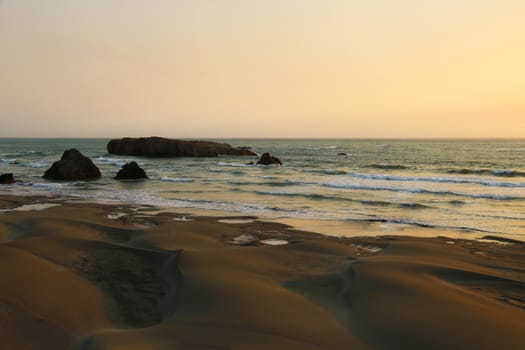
{"left": 43, "top": 149, "right": 101, "bottom": 180}
{"left": 256, "top": 153, "right": 282, "bottom": 166}
{"left": 107, "top": 137, "right": 257, "bottom": 157}
{"left": 115, "top": 162, "right": 148, "bottom": 180}
{"left": 0, "top": 173, "right": 15, "bottom": 184}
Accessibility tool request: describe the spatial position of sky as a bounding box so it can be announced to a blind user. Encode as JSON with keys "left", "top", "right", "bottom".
{"left": 0, "top": 0, "right": 524, "bottom": 138}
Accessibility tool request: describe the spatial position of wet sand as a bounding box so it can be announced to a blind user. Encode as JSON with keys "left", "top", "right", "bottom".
{"left": 0, "top": 195, "right": 524, "bottom": 349}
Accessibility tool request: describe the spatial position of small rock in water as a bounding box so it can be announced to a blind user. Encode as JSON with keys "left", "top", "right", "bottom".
{"left": 256, "top": 153, "right": 282, "bottom": 166}
{"left": 114, "top": 161, "right": 148, "bottom": 180}
{"left": 43, "top": 149, "right": 101, "bottom": 180}
{"left": 0, "top": 173, "right": 15, "bottom": 184}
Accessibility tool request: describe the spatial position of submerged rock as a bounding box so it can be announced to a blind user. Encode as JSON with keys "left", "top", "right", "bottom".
{"left": 256, "top": 153, "right": 282, "bottom": 166}
{"left": 107, "top": 137, "right": 257, "bottom": 157}
{"left": 43, "top": 149, "right": 101, "bottom": 180}
{"left": 115, "top": 161, "right": 148, "bottom": 180}
{"left": 0, "top": 173, "right": 15, "bottom": 184}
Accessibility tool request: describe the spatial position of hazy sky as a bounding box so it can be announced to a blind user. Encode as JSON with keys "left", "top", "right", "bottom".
{"left": 0, "top": 0, "right": 524, "bottom": 138}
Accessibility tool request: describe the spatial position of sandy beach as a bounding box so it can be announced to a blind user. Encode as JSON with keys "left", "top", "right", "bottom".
{"left": 0, "top": 195, "right": 524, "bottom": 350}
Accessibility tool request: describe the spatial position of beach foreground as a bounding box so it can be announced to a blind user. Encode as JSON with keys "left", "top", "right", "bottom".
{"left": 0, "top": 195, "right": 524, "bottom": 350}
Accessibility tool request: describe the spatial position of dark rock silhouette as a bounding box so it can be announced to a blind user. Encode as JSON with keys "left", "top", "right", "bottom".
{"left": 43, "top": 149, "right": 101, "bottom": 180}
{"left": 107, "top": 137, "right": 257, "bottom": 157}
{"left": 256, "top": 153, "right": 282, "bottom": 166}
{"left": 0, "top": 173, "right": 15, "bottom": 184}
{"left": 115, "top": 162, "right": 148, "bottom": 180}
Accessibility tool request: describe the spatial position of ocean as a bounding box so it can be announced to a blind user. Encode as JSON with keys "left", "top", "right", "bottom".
{"left": 1, "top": 138, "right": 525, "bottom": 240}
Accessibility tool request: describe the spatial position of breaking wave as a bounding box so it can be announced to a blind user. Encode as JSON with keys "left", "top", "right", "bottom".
{"left": 322, "top": 183, "right": 524, "bottom": 200}
{"left": 445, "top": 168, "right": 525, "bottom": 177}
{"left": 346, "top": 172, "right": 525, "bottom": 188}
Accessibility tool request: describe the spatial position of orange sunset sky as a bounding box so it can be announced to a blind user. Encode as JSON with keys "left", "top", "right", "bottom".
{"left": 0, "top": 0, "right": 524, "bottom": 138}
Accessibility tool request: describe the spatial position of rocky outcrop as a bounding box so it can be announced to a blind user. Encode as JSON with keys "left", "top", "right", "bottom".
{"left": 0, "top": 173, "right": 15, "bottom": 184}
{"left": 107, "top": 137, "right": 257, "bottom": 157}
{"left": 256, "top": 153, "right": 282, "bottom": 166}
{"left": 43, "top": 149, "right": 101, "bottom": 180}
{"left": 115, "top": 162, "right": 148, "bottom": 180}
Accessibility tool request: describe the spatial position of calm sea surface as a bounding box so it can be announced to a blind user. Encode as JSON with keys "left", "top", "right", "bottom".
{"left": 1, "top": 138, "right": 525, "bottom": 239}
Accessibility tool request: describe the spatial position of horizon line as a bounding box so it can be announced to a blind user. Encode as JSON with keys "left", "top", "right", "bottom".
{"left": 0, "top": 136, "right": 524, "bottom": 141}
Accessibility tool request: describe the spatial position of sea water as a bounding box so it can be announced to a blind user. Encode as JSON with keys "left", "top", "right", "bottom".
{"left": 1, "top": 138, "right": 524, "bottom": 240}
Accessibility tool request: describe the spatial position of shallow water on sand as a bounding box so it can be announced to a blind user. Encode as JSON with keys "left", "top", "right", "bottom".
{"left": 1, "top": 138, "right": 524, "bottom": 240}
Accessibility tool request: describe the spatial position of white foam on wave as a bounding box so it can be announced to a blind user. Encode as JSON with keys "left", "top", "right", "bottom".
{"left": 492, "top": 169, "right": 520, "bottom": 176}
{"left": 346, "top": 171, "right": 525, "bottom": 188}
{"left": 304, "top": 168, "right": 347, "bottom": 175}
{"left": 323, "top": 182, "right": 523, "bottom": 200}
{"left": 160, "top": 177, "right": 194, "bottom": 183}
{"left": 27, "top": 162, "right": 48, "bottom": 168}
{"left": 217, "top": 162, "right": 252, "bottom": 167}
{"left": 305, "top": 145, "right": 339, "bottom": 150}
{"left": 95, "top": 157, "right": 128, "bottom": 167}
{"left": 30, "top": 182, "right": 73, "bottom": 190}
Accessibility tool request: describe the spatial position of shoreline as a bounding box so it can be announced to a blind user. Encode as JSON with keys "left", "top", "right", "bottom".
{"left": 0, "top": 194, "right": 524, "bottom": 349}
{"left": 2, "top": 191, "right": 521, "bottom": 242}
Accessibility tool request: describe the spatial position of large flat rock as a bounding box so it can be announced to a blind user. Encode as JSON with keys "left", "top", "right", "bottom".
{"left": 107, "top": 137, "right": 256, "bottom": 157}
